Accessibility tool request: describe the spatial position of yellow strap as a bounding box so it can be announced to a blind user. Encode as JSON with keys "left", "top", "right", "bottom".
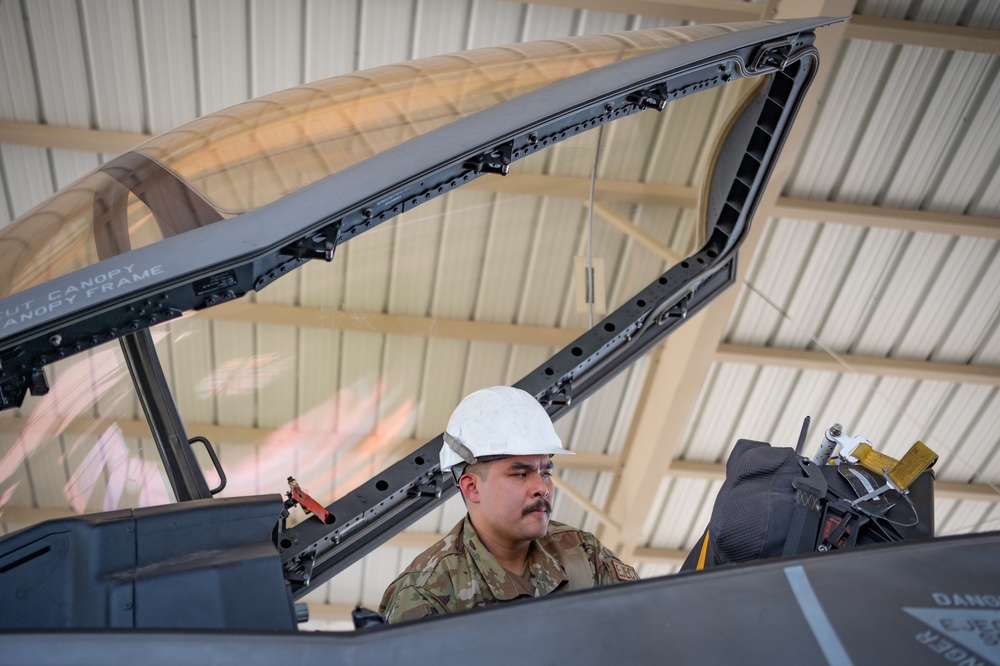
{"left": 696, "top": 529, "right": 710, "bottom": 570}
{"left": 852, "top": 441, "right": 937, "bottom": 490}
{"left": 851, "top": 442, "right": 899, "bottom": 477}
{"left": 889, "top": 440, "right": 938, "bottom": 490}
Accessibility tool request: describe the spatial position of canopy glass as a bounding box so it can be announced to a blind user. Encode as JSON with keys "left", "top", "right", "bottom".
{"left": 0, "top": 23, "right": 766, "bottom": 302}
{"left": 0, "top": 16, "right": 789, "bottom": 518}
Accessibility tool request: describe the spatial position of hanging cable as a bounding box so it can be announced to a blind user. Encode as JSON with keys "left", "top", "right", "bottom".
{"left": 586, "top": 126, "right": 606, "bottom": 329}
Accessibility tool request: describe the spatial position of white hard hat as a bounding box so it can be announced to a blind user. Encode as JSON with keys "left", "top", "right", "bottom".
{"left": 440, "top": 386, "right": 574, "bottom": 473}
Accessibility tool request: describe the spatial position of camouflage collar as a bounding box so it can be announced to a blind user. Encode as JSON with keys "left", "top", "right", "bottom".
{"left": 461, "top": 516, "right": 568, "bottom": 601}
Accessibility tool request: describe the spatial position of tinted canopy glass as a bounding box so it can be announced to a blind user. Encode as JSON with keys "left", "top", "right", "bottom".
{"left": 0, "top": 23, "right": 766, "bottom": 302}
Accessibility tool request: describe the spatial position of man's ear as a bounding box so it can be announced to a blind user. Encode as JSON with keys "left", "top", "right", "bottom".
{"left": 458, "top": 472, "right": 481, "bottom": 504}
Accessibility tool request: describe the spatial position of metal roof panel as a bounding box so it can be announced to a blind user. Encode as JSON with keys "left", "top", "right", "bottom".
{"left": 81, "top": 0, "right": 144, "bottom": 134}
{"left": 137, "top": 0, "right": 198, "bottom": 133}
{"left": 24, "top": 0, "right": 90, "bottom": 127}
{"left": 0, "top": 0, "right": 39, "bottom": 122}
{"left": 358, "top": 0, "right": 414, "bottom": 69}
{"left": 194, "top": 0, "right": 249, "bottom": 115}
{"left": 250, "top": 0, "right": 304, "bottom": 98}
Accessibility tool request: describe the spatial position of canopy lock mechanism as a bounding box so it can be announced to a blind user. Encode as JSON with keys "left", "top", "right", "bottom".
{"left": 464, "top": 141, "right": 514, "bottom": 176}
{"left": 280, "top": 219, "right": 343, "bottom": 262}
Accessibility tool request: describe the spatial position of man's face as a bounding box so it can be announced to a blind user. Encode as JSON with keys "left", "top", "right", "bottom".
{"left": 470, "top": 454, "right": 555, "bottom": 545}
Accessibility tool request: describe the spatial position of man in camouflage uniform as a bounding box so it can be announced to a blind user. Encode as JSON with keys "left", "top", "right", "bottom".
{"left": 379, "top": 386, "right": 639, "bottom": 623}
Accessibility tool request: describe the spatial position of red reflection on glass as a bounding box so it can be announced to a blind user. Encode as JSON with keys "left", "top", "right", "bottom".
{"left": 219, "top": 379, "right": 416, "bottom": 511}
{"left": 64, "top": 423, "right": 169, "bottom": 513}
{"left": 197, "top": 353, "right": 292, "bottom": 397}
{"left": 329, "top": 392, "right": 417, "bottom": 500}
{"left": 0, "top": 333, "right": 166, "bottom": 512}
{"left": 0, "top": 345, "right": 418, "bottom": 522}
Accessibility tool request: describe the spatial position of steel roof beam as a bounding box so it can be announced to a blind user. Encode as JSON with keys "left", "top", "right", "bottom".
{"left": 509, "top": 1, "right": 1000, "bottom": 54}
{"left": 844, "top": 15, "right": 1000, "bottom": 55}
{"left": 200, "top": 301, "right": 581, "bottom": 347}
{"left": 0, "top": 120, "right": 144, "bottom": 155}
{"left": 189, "top": 304, "right": 1000, "bottom": 385}
{"left": 772, "top": 197, "right": 1000, "bottom": 240}
{"left": 716, "top": 343, "right": 1000, "bottom": 387}
{"left": 504, "top": 0, "right": 763, "bottom": 24}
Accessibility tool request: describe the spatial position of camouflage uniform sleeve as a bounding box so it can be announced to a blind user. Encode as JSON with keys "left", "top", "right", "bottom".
{"left": 379, "top": 576, "right": 452, "bottom": 624}
{"left": 590, "top": 536, "right": 641, "bottom": 585}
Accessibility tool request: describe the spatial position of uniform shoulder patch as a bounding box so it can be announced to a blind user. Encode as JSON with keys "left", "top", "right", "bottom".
{"left": 612, "top": 560, "right": 640, "bottom": 581}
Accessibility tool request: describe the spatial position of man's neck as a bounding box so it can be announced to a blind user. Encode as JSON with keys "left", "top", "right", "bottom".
{"left": 468, "top": 517, "right": 531, "bottom": 575}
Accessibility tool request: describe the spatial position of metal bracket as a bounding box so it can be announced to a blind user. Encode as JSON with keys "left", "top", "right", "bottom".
{"left": 655, "top": 294, "right": 692, "bottom": 325}
{"left": 628, "top": 84, "right": 669, "bottom": 111}
{"left": 543, "top": 380, "right": 573, "bottom": 407}
{"left": 463, "top": 141, "right": 514, "bottom": 175}
{"left": 751, "top": 39, "right": 794, "bottom": 72}
{"left": 280, "top": 220, "right": 343, "bottom": 262}
{"left": 408, "top": 483, "right": 442, "bottom": 499}
{"left": 29, "top": 369, "right": 49, "bottom": 396}
{"left": 285, "top": 549, "right": 317, "bottom": 585}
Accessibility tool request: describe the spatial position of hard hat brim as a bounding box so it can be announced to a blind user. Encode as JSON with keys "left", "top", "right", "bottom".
{"left": 440, "top": 438, "right": 574, "bottom": 472}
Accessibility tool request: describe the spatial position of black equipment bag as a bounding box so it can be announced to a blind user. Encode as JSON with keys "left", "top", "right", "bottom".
{"left": 681, "top": 439, "right": 934, "bottom": 571}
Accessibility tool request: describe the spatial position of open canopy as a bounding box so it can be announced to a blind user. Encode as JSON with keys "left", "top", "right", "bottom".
{"left": 0, "top": 16, "right": 833, "bottom": 597}
{"left": 0, "top": 22, "right": 772, "bottom": 309}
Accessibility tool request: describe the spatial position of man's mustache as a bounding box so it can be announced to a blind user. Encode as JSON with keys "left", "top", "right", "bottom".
{"left": 523, "top": 499, "right": 552, "bottom": 516}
